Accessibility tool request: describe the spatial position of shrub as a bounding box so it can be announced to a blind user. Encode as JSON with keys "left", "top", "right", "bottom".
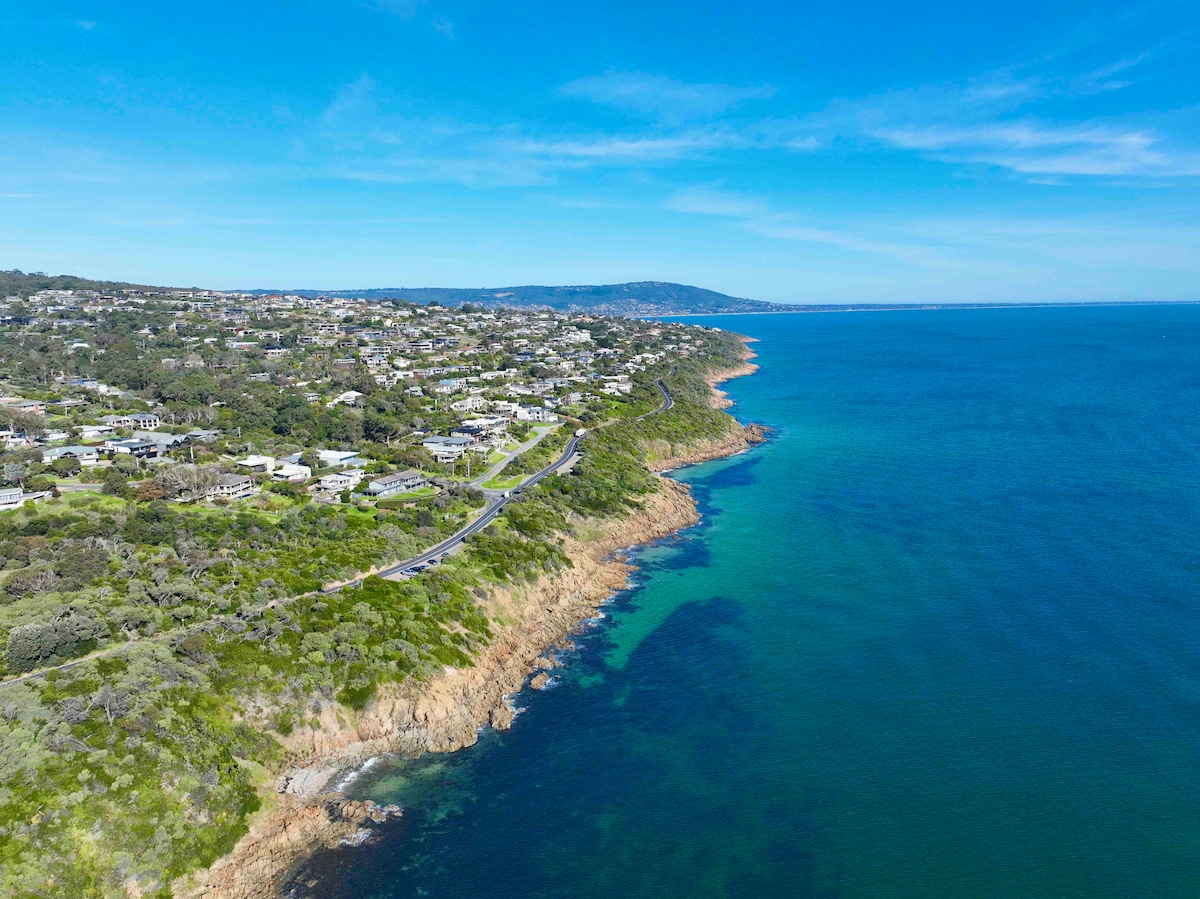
{"left": 4, "top": 613, "right": 108, "bottom": 672}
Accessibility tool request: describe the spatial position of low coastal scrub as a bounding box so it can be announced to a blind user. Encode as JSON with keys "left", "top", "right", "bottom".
{"left": 0, "top": 330, "right": 751, "bottom": 897}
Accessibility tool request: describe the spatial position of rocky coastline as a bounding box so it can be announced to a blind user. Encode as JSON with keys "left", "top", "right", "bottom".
{"left": 706, "top": 340, "right": 759, "bottom": 410}
{"left": 176, "top": 358, "right": 761, "bottom": 899}
{"left": 648, "top": 421, "right": 767, "bottom": 473}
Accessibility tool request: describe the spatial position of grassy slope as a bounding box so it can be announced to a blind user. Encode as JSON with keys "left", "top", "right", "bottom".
{"left": 0, "top": 334, "right": 749, "bottom": 897}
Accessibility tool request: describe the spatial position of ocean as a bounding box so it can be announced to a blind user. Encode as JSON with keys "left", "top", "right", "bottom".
{"left": 286, "top": 305, "right": 1200, "bottom": 898}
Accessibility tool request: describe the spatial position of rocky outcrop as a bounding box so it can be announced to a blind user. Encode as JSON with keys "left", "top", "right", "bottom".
{"left": 706, "top": 340, "right": 759, "bottom": 410}
{"left": 179, "top": 349, "right": 762, "bottom": 899}
{"left": 179, "top": 481, "right": 700, "bottom": 899}
{"left": 648, "top": 422, "right": 767, "bottom": 472}
{"left": 650, "top": 350, "right": 766, "bottom": 471}
{"left": 183, "top": 799, "right": 399, "bottom": 899}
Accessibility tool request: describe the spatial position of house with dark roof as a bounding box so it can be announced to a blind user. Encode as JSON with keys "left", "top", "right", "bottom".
{"left": 364, "top": 470, "right": 424, "bottom": 498}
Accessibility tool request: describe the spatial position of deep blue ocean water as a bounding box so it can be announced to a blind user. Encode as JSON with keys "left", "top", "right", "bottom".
{"left": 287, "top": 305, "right": 1200, "bottom": 898}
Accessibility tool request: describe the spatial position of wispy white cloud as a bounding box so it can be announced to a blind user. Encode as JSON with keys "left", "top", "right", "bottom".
{"left": 560, "top": 71, "right": 775, "bottom": 124}
{"left": 803, "top": 55, "right": 1200, "bottom": 178}
{"left": 329, "top": 157, "right": 553, "bottom": 189}
{"left": 508, "top": 130, "right": 747, "bottom": 162}
{"left": 431, "top": 17, "right": 455, "bottom": 38}
{"left": 370, "top": 0, "right": 427, "bottom": 19}
{"left": 666, "top": 188, "right": 1200, "bottom": 296}
{"left": 75, "top": 20, "right": 96, "bottom": 31}
{"left": 869, "top": 121, "right": 1198, "bottom": 177}
{"left": 667, "top": 187, "right": 949, "bottom": 264}
{"left": 1070, "top": 53, "right": 1153, "bottom": 95}
{"left": 319, "top": 74, "right": 377, "bottom": 130}
{"left": 903, "top": 213, "right": 1200, "bottom": 273}
{"left": 546, "top": 195, "right": 634, "bottom": 210}
{"left": 306, "top": 52, "right": 1198, "bottom": 191}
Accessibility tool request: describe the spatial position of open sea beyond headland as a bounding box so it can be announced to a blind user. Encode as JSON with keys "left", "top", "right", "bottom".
{"left": 287, "top": 305, "right": 1200, "bottom": 898}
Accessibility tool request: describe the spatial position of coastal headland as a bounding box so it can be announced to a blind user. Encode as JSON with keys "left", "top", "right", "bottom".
{"left": 179, "top": 346, "right": 764, "bottom": 899}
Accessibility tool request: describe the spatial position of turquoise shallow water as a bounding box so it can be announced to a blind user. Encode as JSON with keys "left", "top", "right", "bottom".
{"left": 287, "top": 305, "right": 1200, "bottom": 898}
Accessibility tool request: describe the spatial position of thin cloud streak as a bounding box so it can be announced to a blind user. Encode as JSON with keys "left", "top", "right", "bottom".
{"left": 560, "top": 71, "right": 775, "bottom": 123}
{"left": 308, "top": 50, "right": 1198, "bottom": 189}
{"left": 667, "top": 188, "right": 952, "bottom": 265}
{"left": 319, "top": 74, "right": 377, "bottom": 130}
{"left": 815, "top": 56, "right": 1200, "bottom": 178}
{"left": 370, "top": 0, "right": 428, "bottom": 19}
{"left": 669, "top": 188, "right": 1200, "bottom": 286}
{"left": 508, "top": 130, "right": 748, "bottom": 161}
{"left": 870, "top": 121, "right": 1199, "bottom": 176}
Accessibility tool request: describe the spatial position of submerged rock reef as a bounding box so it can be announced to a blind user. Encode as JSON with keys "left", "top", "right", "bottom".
{"left": 181, "top": 361, "right": 761, "bottom": 899}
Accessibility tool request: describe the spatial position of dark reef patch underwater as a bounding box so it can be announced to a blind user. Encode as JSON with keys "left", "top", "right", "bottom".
{"left": 286, "top": 306, "right": 1200, "bottom": 899}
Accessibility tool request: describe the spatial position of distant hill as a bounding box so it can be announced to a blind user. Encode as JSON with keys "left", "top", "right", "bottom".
{"left": 0, "top": 269, "right": 188, "bottom": 298}
{"left": 243, "top": 282, "right": 784, "bottom": 315}
{"left": 3, "top": 269, "right": 780, "bottom": 314}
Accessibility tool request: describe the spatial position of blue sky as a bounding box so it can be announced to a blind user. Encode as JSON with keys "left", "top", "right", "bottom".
{"left": 2, "top": 0, "right": 1198, "bottom": 303}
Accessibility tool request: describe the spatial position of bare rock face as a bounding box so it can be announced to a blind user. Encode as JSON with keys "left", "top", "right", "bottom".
{"left": 706, "top": 359, "right": 760, "bottom": 410}
{"left": 530, "top": 672, "right": 551, "bottom": 690}
{"left": 179, "top": 479, "right": 702, "bottom": 899}
{"left": 647, "top": 351, "right": 767, "bottom": 471}
{"left": 648, "top": 422, "right": 767, "bottom": 473}
{"left": 179, "top": 356, "right": 765, "bottom": 899}
{"left": 490, "top": 698, "right": 516, "bottom": 729}
{"left": 181, "top": 800, "right": 399, "bottom": 899}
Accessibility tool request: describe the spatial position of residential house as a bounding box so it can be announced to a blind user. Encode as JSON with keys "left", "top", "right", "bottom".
{"left": 282, "top": 449, "right": 361, "bottom": 469}
{"left": 450, "top": 420, "right": 507, "bottom": 446}
{"left": 42, "top": 445, "right": 100, "bottom": 466}
{"left": 103, "top": 438, "right": 161, "bottom": 459}
{"left": 235, "top": 455, "right": 275, "bottom": 474}
{"left": 0, "top": 398, "right": 46, "bottom": 416}
{"left": 450, "top": 395, "right": 486, "bottom": 413}
{"left": 316, "top": 468, "right": 365, "bottom": 492}
{"left": 204, "top": 474, "right": 255, "bottom": 501}
{"left": 421, "top": 435, "right": 475, "bottom": 463}
{"left": 0, "top": 487, "right": 49, "bottom": 509}
{"left": 133, "top": 431, "right": 190, "bottom": 451}
{"left": 325, "top": 390, "right": 364, "bottom": 408}
{"left": 272, "top": 462, "right": 312, "bottom": 483}
{"left": 364, "top": 470, "right": 425, "bottom": 498}
{"left": 99, "top": 412, "right": 161, "bottom": 430}
{"left": 515, "top": 406, "right": 558, "bottom": 423}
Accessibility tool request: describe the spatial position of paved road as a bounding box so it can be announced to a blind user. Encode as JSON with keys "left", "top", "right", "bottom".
{"left": 469, "top": 424, "right": 554, "bottom": 488}
{"left": 652, "top": 378, "right": 673, "bottom": 412}
{"left": 364, "top": 430, "right": 589, "bottom": 585}
{"left": 638, "top": 368, "right": 675, "bottom": 421}
{"left": 1, "top": 377, "right": 674, "bottom": 684}
{"left": 366, "top": 373, "right": 676, "bottom": 584}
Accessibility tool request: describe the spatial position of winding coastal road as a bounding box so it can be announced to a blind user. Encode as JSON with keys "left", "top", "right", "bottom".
{"left": 0, "top": 376, "right": 674, "bottom": 686}
{"left": 651, "top": 377, "right": 673, "bottom": 413}
{"left": 359, "top": 374, "right": 675, "bottom": 585}
{"left": 345, "top": 429, "right": 591, "bottom": 587}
